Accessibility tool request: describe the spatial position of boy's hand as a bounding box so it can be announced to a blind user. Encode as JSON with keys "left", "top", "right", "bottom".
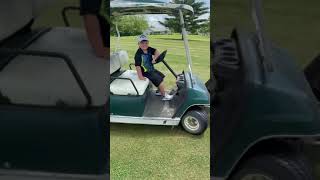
{"left": 136, "top": 66, "right": 146, "bottom": 80}
{"left": 153, "top": 50, "right": 160, "bottom": 64}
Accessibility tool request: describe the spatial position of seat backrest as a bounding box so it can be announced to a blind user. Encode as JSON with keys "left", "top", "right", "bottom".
{"left": 110, "top": 53, "right": 121, "bottom": 74}
{"left": 32, "top": 0, "right": 56, "bottom": 17}
{"left": 118, "top": 50, "right": 129, "bottom": 66}
{"left": 0, "top": 0, "right": 54, "bottom": 42}
{"left": 0, "top": 1, "right": 33, "bottom": 42}
{"left": 110, "top": 50, "right": 129, "bottom": 74}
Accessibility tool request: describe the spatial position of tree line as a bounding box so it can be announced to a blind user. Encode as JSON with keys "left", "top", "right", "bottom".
{"left": 108, "top": 0, "right": 209, "bottom": 36}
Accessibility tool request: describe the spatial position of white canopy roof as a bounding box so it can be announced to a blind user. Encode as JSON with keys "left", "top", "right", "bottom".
{"left": 111, "top": 1, "right": 194, "bottom": 16}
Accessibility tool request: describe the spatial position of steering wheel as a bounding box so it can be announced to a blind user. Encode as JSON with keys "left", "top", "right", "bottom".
{"left": 154, "top": 50, "right": 167, "bottom": 64}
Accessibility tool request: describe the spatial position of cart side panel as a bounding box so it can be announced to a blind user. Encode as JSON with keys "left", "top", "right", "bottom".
{"left": 0, "top": 105, "right": 107, "bottom": 175}
{"left": 110, "top": 93, "right": 146, "bottom": 117}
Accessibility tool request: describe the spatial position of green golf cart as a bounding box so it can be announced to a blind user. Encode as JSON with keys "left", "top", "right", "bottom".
{"left": 0, "top": 1, "right": 108, "bottom": 179}
{"left": 208, "top": 0, "right": 320, "bottom": 179}
{"left": 110, "top": 1, "right": 210, "bottom": 135}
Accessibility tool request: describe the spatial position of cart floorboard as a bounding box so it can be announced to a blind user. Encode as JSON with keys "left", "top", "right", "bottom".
{"left": 143, "top": 91, "right": 183, "bottom": 118}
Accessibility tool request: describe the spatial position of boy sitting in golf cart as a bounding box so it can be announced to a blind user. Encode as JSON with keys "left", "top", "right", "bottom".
{"left": 135, "top": 34, "right": 173, "bottom": 101}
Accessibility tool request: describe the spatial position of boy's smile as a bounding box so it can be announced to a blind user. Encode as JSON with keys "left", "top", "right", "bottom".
{"left": 139, "top": 40, "right": 149, "bottom": 51}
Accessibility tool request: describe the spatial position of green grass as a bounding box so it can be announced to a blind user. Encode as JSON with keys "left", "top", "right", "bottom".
{"left": 111, "top": 34, "right": 210, "bottom": 88}
{"left": 110, "top": 34, "right": 210, "bottom": 180}
{"left": 213, "top": 0, "right": 320, "bottom": 178}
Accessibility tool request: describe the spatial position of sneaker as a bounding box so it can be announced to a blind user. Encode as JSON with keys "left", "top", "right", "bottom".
{"left": 162, "top": 93, "right": 173, "bottom": 101}
{"left": 155, "top": 90, "right": 162, "bottom": 96}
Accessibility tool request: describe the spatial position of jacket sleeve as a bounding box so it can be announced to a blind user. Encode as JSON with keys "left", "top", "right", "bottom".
{"left": 80, "top": 0, "right": 102, "bottom": 15}
{"left": 134, "top": 50, "right": 142, "bottom": 66}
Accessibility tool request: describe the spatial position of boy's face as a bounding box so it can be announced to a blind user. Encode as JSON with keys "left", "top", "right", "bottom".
{"left": 139, "top": 40, "right": 149, "bottom": 50}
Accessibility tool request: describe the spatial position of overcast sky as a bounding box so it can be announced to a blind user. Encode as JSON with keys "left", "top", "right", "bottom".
{"left": 146, "top": 0, "right": 210, "bottom": 30}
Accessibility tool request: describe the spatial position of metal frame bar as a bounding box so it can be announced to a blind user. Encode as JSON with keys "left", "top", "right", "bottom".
{"left": 0, "top": 48, "right": 92, "bottom": 107}
{"left": 110, "top": 115, "right": 181, "bottom": 126}
{"left": 162, "top": 60, "right": 178, "bottom": 78}
{"left": 111, "top": 76, "right": 140, "bottom": 95}
{"left": 0, "top": 28, "right": 52, "bottom": 71}
{"left": 62, "top": 6, "right": 80, "bottom": 27}
{"left": 115, "top": 22, "right": 121, "bottom": 51}
{"left": 129, "top": 63, "right": 135, "bottom": 70}
{"left": 179, "top": 9, "right": 193, "bottom": 81}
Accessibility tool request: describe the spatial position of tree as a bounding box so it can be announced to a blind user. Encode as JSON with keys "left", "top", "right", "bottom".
{"left": 198, "top": 16, "right": 210, "bottom": 35}
{"left": 159, "top": 0, "right": 209, "bottom": 35}
{"left": 111, "top": 16, "right": 149, "bottom": 36}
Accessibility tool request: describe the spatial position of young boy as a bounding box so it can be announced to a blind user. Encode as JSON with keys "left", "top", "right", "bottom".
{"left": 134, "top": 34, "right": 173, "bottom": 101}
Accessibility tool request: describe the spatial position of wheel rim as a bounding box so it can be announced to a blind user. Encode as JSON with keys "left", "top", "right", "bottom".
{"left": 241, "top": 174, "right": 273, "bottom": 180}
{"left": 184, "top": 116, "right": 200, "bottom": 131}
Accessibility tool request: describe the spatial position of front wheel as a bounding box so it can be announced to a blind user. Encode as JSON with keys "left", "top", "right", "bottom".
{"left": 181, "top": 110, "right": 208, "bottom": 135}
{"left": 230, "top": 154, "right": 314, "bottom": 180}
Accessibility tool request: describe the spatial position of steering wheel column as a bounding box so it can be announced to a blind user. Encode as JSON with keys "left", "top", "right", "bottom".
{"left": 154, "top": 50, "right": 177, "bottom": 78}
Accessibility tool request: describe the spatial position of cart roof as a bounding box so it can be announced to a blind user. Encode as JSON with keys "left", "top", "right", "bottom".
{"left": 111, "top": 1, "right": 194, "bottom": 16}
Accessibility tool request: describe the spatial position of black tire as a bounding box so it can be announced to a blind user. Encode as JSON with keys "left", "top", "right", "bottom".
{"left": 230, "top": 154, "right": 314, "bottom": 180}
{"left": 181, "top": 110, "right": 208, "bottom": 135}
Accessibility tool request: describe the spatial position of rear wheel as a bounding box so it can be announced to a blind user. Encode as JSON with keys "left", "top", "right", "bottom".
{"left": 181, "top": 110, "right": 208, "bottom": 135}
{"left": 230, "top": 154, "right": 314, "bottom": 180}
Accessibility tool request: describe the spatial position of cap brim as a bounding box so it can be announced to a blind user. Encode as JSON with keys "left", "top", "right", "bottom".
{"left": 139, "top": 39, "right": 149, "bottom": 43}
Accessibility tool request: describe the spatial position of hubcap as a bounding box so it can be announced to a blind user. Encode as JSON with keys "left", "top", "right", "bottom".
{"left": 241, "top": 174, "right": 273, "bottom": 180}
{"left": 184, "top": 116, "right": 200, "bottom": 131}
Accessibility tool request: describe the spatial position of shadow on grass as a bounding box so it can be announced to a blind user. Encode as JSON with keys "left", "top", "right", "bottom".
{"left": 110, "top": 123, "right": 206, "bottom": 139}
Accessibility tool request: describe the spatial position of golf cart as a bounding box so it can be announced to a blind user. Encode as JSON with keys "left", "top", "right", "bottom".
{"left": 110, "top": 1, "right": 210, "bottom": 135}
{"left": 0, "top": 1, "right": 108, "bottom": 179}
{"left": 208, "top": 0, "right": 320, "bottom": 179}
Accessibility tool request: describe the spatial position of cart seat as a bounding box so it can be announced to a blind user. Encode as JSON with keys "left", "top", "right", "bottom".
{"left": 110, "top": 50, "right": 129, "bottom": 74}
{"left": 0, "top": 0, "right": 54, "bottom": 42}
{"left": 110, "top": 50, "right": 150, "bottom": 96}
{"left": 110, "top": 70, "right": 149, "bottom": 95}
{"left": 110, "top": 53, "right": 121, "bottom": 75}
{"left": 0, "top": 27, "right": 107, "bottom": 107}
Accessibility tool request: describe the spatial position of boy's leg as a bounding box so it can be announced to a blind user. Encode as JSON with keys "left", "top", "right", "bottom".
{"left": 154, "top": 70, "right": 166, "bottom": 95}
{"left": 146, "top": 70, "right": 172, "bottom": 100}
{"left": 146, "top": 71, "right": 165, "bottom": 94}
{"left": 158, "top": 82, "right": 166, "bottom": 96}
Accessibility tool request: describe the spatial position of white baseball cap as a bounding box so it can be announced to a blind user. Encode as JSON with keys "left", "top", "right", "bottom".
{"left": 137, "top": 34, "right": 149, "bottom": 43}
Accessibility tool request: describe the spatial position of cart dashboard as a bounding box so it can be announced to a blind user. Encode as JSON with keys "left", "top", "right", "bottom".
{"left": 176, "top": 72, "right": 186, "bottom": 90}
